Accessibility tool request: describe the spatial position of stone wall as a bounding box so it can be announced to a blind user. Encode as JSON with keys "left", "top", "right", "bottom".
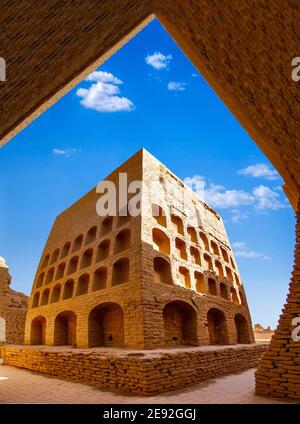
{"left": 0, "top": 344, "right": 267, "bottom": 396}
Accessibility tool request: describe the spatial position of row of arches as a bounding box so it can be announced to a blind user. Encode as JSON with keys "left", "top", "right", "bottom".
{"left": 40, "top": 216, "right": 131, "bottom": 271}
{"left": 32, "top": 258, "right": 130, "bottom": 308}
{"left": 29, "top": 301, "right": 251, "bottom": 347}
{"left": 152, "top": 204, "right": 235, "bottom": 267}
{"left": 35, "top": 228, "right": 131, "bottom": 289}
{"left": 153, "top": 256, "right": 244, "bottom": 304}
{"left": 152, "top": 228, "right": 240, "bottom": 285}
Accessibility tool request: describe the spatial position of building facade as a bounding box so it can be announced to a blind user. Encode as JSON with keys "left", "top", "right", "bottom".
{"left": 25, "top": 149, "right": 254, "bottom": 349}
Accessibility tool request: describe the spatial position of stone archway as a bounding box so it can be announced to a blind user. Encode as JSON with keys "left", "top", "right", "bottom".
{"left": 30, "top": 316, "right": 46, "bottom": 345}
{"left": 163, "top": 300, "right": 198, "bottom": 347}
{"left": 207, "top": 308, "right": 229, "bottom": 345}
{"left": 54, "top": 311, "right": 77, "bottom": 346}
{"left": 234, "top": 313, "right": 250, "bottom": 344}
{"left": 88, "top": 302, "right": 124, "bottom": 348}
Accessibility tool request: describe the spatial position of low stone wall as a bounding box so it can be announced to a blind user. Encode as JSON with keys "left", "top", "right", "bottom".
{"left": 0, "top": 344, "right": 267, "bottom": 396}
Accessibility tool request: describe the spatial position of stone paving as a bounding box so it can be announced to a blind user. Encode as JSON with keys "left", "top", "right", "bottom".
{"left": 0, "top": 365, "right": 297, "bottom": 404}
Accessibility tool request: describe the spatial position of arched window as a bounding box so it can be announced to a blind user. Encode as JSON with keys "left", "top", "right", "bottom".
{"left": 207, "top": 308, "right": 229, "bottom": 345}
{"left": 235, "top": 314, "right": 251, "bottom": 344}
{"left": 114, "top": 228, "right": 131, "bottom": 254}
{"left": 30, "top": 316, "right": 46, "bottom": 345}
{"left": 85, "top": 226, "right": 97, "bottom": 245}
{"left": 63, "top": 279, "right": 74, "bottom": 300}
{"left": 45, "top": 267, "right": 54, "bottom": 284}
{"left": 231, "top": 287, "right": 240, "bottom": 305}
{"left": 211, "top": 240, "right": 219, "bottom": 256}
{"left": 203, "top": 253, "right": 213, "bottom": 271}
{"left": 220, "top": 283, "right": 229, "bottom": 300}
{"left": 152, "top": 228, "right": 170, "bottom": 255}
{"left": 50, "top": 248, "right": 60, "bottom": 265}
{"left": 226, "top": 266, "right": 234, "bottom": 283}
{"left": 230, "top": 256, "right": 236, "bottom": 269}
{"left": 80, "top": 248, "right": 93, "bottom": 269}
{"left": 100, "top": 216, "right": 113, "bottom": 237}
{"left": 40, "top": 289, "right": 50, "bottom": 306}
{"left": 234, "top": 273, "right": 241, "bottom": 286}
{"left": 92, "top": 267, "right": 107, "bottom": 291}
{"left": 152, "top": 204, "right": 167, "bottom": 228}
{"left": 199, "top": 232, "right": 210, "bottom": 251}
{"left": 55, "top": 262, "right": 66, "bottom": 280}
{"left": 60, "top": 242, "right": 71, "bottom": 259}
{"left": 32, "top": 292, "right": 40, "bottom": 308}
{"left": 54, "top": 311, "right": 76, "bottom": 346}
{"left": 163, "top": 300, "right": 198, "bottom": 347}
{"left": 175, "top": 237, "right": 187, "bottom": 260}
{"left": 96, "top": 239, "right": 110, "bottom": 261}
{"left": 50, "top": 284, "right": 61, "bottom": 303}
{"left": 215, "top": 260, "right": 224, "bottom": 278}
{"left": 66, "top": 256, "right": 79, "bottom": 275}
{"left": 35, "top": 272, "right": 45, "bottom": 288}
{"left": 76, "top": 273, "right": 90, "bottom": 296}
{"left": 112, "top": 258, "right": 129, "bottom": 286}
{"left": 153, "top": 257, "right": 172, "bottom": 285}
{"left": 41, "top": 254, "right": 50, "bottom": 269}
{"left": 171, "top": 214, "right": 184, "bottom": 235}
{"left": 190, "top": 246, "right": 201, "bottom": 265}
{"left": 187, "top": 226, "right": 197, "bottom": 243}
{"left": 179, "top": 266, "right": 191, "bottom": 289}
{"left": 221, "top": 247, "right": 229, "bottom": 263}
{"left": 208, "top": 278, "right": 217, "bottom": 295}
{"left": 88, "top": 302, "right": 124, "bottom": 347}
{"left": 72, "top": 234, "right": 83, "bottom": 253}
{"left": 194, "top": 271, "right": 205, "bottom": 293}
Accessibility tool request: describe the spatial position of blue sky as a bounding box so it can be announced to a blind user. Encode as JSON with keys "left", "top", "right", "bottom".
{"left": 0, "top": 19, "right": 294, "bottom": 328}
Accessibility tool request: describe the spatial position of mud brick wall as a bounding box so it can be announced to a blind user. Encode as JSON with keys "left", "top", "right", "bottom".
{"left": 0, "top": 344, "right": 267, "bottom": 396}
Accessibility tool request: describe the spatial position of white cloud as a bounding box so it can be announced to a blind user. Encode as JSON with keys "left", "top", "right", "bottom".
{"left": 192, "top": 73, "right": 198, "bottom": 78}
{"left": 168, "top": 81, "right": 187, "bottom": 91}
{"left": 238, "top": 163, "right": 279, "bottom": 180}
{"left": 145, "top": 52, "right": 172, "bottom": 70}
{"left": 76, "top": 71, "right": 134, "bottom": 112}
{"left": 232, "top": 241, "right": 270, "bottom": 260}
{"left": 253, "top": 185, "right": 286, "bottom": 210}
{"left": 231, "top": 209, "right": 248, "bottom": 223}
{"left": 53, "top": 148, "right": 77, "bottom": 157}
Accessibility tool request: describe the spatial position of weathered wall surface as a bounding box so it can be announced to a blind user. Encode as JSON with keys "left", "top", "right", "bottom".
{"left": 0, "top": 344, "right": 267, "bottom": 396}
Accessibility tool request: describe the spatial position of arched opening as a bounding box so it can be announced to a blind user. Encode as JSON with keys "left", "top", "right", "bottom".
{"left": 207, "top": 308, "right": 229, "bottom": 345}
{"left": 195, "top": 271, "right": 206, "bottom": 293}
{"left": 72, "top": 234, "right": 83, "bottom": 253}
{"left": 40, "top": 289, "right": 50, "bottom": 306}
{"left": 114, "top": 228, "right": 131, "bottom": 254}
{"left": 215, "top": 260, "right": 224, "bottom": 278}
{"left": 208, "top": 278, "right": 217, "bottom": 295}
{"left": 63, "top": 279, "right": 74, "bottom": 300}
{"left": 85, "top": 225, "right": 97, "bottom": 245}
{"left": 203, "top": 253, "right": 213, "bottom": 271}
{"left": 30, "top": 316, "right": 46, "bottom": 345}
{"left": 226, "top": 267, "right": 234, "bottom": 283}
{"left": 221, "top": 247, "right": 229, "bottom": 263}
{"left": 220, "top": 283, "right": 229, "bottom": 300}
{"left": 60, "top": 241, "right": 71, "bottom": 259}
{"left": 153, "top": 257, "right": 172, "bottom": 285}
{"left": 35, "top": 272, "right": 44, "bottom": 288}
{"left": 0, "top": 317, "right": 6, "bottom": 342}
{"left": 80, "top": 248, "right": 93, "bottom": 269}
{"left": 200, "top": 231, "right": 210, "bottom": 251}
{"left": 179, "top": 266, "right": 191, "bottom": 288}
{"left": 112, "top": 258, "right": 129, "bottom": 286}
{"left": 175, "top": 237, "right": 187, "bottom": 260}
{"left": 50, "top": 284, "right": 61, "bottom": 303}
{"left": 45, "top": 267, "right": 54, "bottom": 284}
{"left": 152, "top": 204, "right": 167, "bottom": 228}
{"left": 41, "top": 254, "right": 50, "bottom": 269}
{"left": 100, "top": 216, "right": 113, "bottom": 237}
{"left": 234, "top": 273, "right": 241, "bottom": 286}
{"left": 234, "top": 314, "right": 251, "bottom": 344}
{"left": 96, "top": 239, "right": 110, "bottom": 261}
{"left": 187, "top": 226, "right": 197, "bottom": 243}
{"left": 239, "top": 290, "right": 246, "bottom": 306}
{"left": 152, "top": 228, "right": 170, "bottom": 255}
{"left": 92, "top": 267, "right": 107, "bottom": 291}
{"left": 32, "top": 292, "right": 40, "bottom": 308}
{"left": 171, "top": 214, "right": 184, "bottom": 235}
{"left": 231, "top": 287, "right": 240, "bottom": 305}
{"left": 55, "top": 262, "right": 66, "bottom": 280}
{"left": 54, "top": 311, "right": 77, "bottom": 346}
{"left": 50, "top": 248, "right": 60, "bottom": 265}
{"left": 66, "top": 256, "right": 79, "bottom": 275}
{"left": 163, "top": 300, "right": 198, "bottom": 347}
{"left": 190, "top": 246, "right": 201, "bottom": 265}
{"left": 76, "top": 273, "right": 90, "bottom": 295}
{"left": 88, "top": 302, "right": 124, "bottom": 347}
{"left": 230, "top": 256, "right": 236, "bottom": 269}
{"left": 211, "top": 240, "right": 219, "bottom": 256}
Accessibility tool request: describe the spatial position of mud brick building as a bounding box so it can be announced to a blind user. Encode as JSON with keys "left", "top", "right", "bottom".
{"left": 0, "top": 257, "right": 28, "bottom": 345}
{"left": 25, "top": 149, "right": 254, "bottom": 349}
